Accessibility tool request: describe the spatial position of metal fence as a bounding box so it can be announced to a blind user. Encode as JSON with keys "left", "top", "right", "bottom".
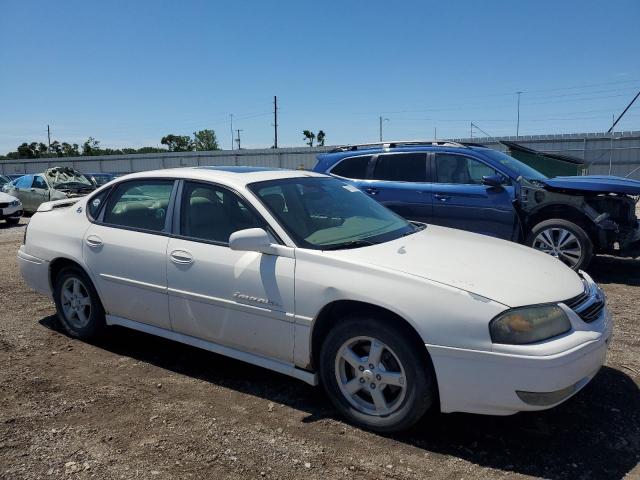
{"left": 2, "top": 131, "right": 639, "bottom": 178}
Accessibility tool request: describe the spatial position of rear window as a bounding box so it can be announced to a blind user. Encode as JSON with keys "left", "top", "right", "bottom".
{"left": 372, "top": 153, "right": 427, "bottom": 182}
{"left": 330, "top": 155, "right": 371, "bottom": 179}
{"left": 103, "top": 180, "right": 174, "bottom": 232}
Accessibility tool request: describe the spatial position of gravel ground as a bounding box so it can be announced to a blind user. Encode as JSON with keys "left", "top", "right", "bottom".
{"left": 0, "top": 217, "right": 639, "bottom": 480}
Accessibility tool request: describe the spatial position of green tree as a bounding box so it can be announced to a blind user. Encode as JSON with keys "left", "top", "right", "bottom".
{"left": 302, "top": 130, "right": 315, "bottom": 147}
{"left": 193, "top": 129, "right": 219, "bottom": 151}
{"left": 61, "top": 142, "right": 80, "bottom": 156}
{"left": 17, "top": 143, "right": 37, "bottom": 158}
{"left": 82, "top": 137, "right": 101, "bottom": 156}
{"left": 161, "top": 134, "right": 193, "bottom": 152}
{"left": 317, "top": 130, "right": 326, "bottom": 146}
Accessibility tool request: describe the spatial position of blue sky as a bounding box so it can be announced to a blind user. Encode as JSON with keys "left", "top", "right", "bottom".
{"left": 1, "top": 0, "right": 639, "bottom": 153}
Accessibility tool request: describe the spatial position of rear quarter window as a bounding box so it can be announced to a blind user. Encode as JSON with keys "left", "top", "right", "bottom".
{"left": 330, "top": 155, "right": 371, "bottom": 179}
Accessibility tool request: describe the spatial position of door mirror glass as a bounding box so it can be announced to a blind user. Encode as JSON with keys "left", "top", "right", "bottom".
{"left": 229, "top": 228, "right": 275, "bottom": 254}
{"left": 481, "top": 174, "right": 505, "bottom": 188}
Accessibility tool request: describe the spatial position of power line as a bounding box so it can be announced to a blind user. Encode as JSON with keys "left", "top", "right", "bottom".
{"left": 608, "top": 90, "right": 640, "bottom": 133}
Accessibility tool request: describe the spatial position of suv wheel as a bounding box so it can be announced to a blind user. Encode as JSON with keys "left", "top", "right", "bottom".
{"left": 53, "top": 266, "right": 105, "bottom": 340}
{"left": 319, "top": 315, "right": 435, "bottom": 432}
{"left": 526, "top": 218, "right": 593, "bottom": 270}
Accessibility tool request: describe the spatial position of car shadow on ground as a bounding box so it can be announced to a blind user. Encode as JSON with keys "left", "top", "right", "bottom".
{"left": 39, "top": 316, "right": 640, "bottom": 479}
{"left": 587, "top": 256, "right": 640, "bottom": 286}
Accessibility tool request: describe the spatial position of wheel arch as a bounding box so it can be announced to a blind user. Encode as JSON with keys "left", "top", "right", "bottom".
{"left": 309, "top": 300, "right": 430, "bottom": 372}
{"left": 525, "top": 204, "right": 596, "bottom": 239}
{"left": 49, "top": 257, "right": 92, "bottom": 292}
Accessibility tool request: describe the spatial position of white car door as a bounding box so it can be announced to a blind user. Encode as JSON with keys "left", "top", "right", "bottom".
{"left": 166, "top": 180, "right": 295, "bottom": 363}
{"left": 83, "top": 179, "right": 176, "bottom": 330}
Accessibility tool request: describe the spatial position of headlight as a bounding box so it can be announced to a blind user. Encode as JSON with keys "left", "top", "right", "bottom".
{"left": 10, "top": 200, "right": 21, "bottom": 206}
{"left": 489, "top": 305, "right": 571, "bottom": 345}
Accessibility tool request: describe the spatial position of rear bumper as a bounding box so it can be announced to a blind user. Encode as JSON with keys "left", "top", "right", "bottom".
{"left": 428, "top": 306, "right": 612, "bottom": 416}
{"left": 17, "top": 247, "right": 51, "bottom": 296}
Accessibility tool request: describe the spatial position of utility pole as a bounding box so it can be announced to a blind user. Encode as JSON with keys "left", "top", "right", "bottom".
{"left": 47, "top": 125, "right": 51, "bottom": 153}
{"left": 470, "top": 122, "right": 473, "bottom": 139}
{"left": 273, "top": 96, "right": 278, "bottom": 149}
{"left": 230, "top": 114, "right": 234, "bottom": 150}
{"left": 434, "top": 127, "right": 437, "bottom": 141}
{"left": 516, "top": 91, "right": 523, "bottom": 138}
{"left": 379, "top": 116, "right": 389, "bottom": 142}
{"left": 235, "top": 129, "right": 243, "bottom": 150}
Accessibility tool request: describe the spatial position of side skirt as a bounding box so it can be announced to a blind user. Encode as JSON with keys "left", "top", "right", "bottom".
{"left": 106, "top": 315, "right": 319, "bottom": 386}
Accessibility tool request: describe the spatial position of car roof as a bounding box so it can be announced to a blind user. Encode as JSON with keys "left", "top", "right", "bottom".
{"left": 113, "top": 166, "right": 328, "bottom": 189}
{"left": 317, "top": 144, "right": 491, "bottom": 163}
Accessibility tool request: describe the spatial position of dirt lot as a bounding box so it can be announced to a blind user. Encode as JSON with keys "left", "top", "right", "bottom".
{"left": 0, "top": 218, "right": 639, "bottom": 480}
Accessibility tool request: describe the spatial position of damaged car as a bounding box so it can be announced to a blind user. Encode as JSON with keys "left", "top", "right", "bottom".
{"left": 3, "top": 167, "right": 96, "bottom": 214}
{"left": 313, "top": 141, "right": 640, "bottom": 270}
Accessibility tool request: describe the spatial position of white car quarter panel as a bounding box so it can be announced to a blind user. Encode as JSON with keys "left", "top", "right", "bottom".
{"left": 167, "top": 238, "right": 295, "bottom": 363}
{"left": 82, "top": 224, "right": 171, "bottom": 330}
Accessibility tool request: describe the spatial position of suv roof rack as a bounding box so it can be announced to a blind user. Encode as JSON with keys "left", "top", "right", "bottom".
{"left": 328, "top": 140, "right": 469, "bottom": 153}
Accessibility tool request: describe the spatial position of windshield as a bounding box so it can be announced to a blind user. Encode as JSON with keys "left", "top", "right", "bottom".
{"left": 249, "top": 177, "right": 416, "bottom": 250}
{"left": 480, "top": 149, "right": 548, "bottom": 181}
{"left": 46, "top": 168, "right": 93, "bottom": 188}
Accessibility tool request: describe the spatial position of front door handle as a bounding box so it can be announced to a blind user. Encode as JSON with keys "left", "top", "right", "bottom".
{"left": 86, "top": 235, "right": 103, "bottom": 248}
{"left": 170, "top": 250, "right": 194, "bottom": 265}
{"left": 434, "top": 193, "right": 451, "bottom": 202}
{"left": 364, "top": 187, "right": 379, "bottom": 195}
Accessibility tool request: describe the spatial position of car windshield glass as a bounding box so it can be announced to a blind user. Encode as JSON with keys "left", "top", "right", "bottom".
{"left": 46, "top": 168, "right": 93, "bottom": 188}
{"left": 480, "top": 150, "right": 548, "bottom": 181}
{"left": 248, "top": 177, "right": 416, "bottom": 250}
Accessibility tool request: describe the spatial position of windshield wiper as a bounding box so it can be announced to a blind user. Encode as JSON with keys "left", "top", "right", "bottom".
{"left": 321, "top": 239, "right": 377, "bottom": 250}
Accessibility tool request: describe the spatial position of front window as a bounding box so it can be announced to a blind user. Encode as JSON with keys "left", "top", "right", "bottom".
{"left": 32, "top": 175, "right": 48, "bottom": 190}
{"left": 480, "top": 149, "right": 548, "bottom": 181}
{"left": 249, "top": 177, "right": 417, "bottom": 250}
{"left": 179, "top": 181, "right": 263, "bottom": 244}
{"left": 435, "top": 154, "right": 499, "bottom": 184}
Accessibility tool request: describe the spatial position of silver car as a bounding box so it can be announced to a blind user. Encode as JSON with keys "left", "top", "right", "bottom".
{"left": 3, "top": 167, "right": 95, "bottom": 213}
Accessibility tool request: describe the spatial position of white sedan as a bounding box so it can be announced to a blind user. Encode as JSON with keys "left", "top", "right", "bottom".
{"left": 18, "top": 167, "right": 612, "bottom": 431}
{"left": 0, "top": 191, "right": 23, "bottom": 224}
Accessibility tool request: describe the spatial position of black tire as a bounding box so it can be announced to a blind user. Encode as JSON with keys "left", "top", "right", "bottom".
{"left": 6, "top": 217, "right": 20, "bottom": 225}
{"left": 526, "top": 218, "right": 593, "bottom": 271}
{"left": 319, "top": 315, "right": 436, "bottom": 432}
{"left": 53, "top": 266, "right": 106, "bottom": 340}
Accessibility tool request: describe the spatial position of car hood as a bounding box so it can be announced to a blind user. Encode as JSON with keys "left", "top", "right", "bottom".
{"left": 325, "top": 225, "right": 584, "bottom": 307}
{"left": 541, "top": 175, "right": 640, "bottom": 195}
{"left": 0, "top": 191, "right": 18, "bottom": 203}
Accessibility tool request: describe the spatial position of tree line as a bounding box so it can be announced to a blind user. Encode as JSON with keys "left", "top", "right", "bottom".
{"left": 1, "top": 127, "right": 327, "bottom": 159}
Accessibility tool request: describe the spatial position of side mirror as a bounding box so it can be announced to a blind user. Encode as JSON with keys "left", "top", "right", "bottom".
{"left": 229, "top": 228, "right": 277, "bottom": 255}
{"left": 482, "top": 174, "right": 505, "bottom": 188}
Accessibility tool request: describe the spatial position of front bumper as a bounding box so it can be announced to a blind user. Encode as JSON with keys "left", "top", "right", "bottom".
{"left": 0, "top": 203, "right": 23, "bottom": 220}
{"left": 428, "top": 292, "right": 612, "bottom": 416}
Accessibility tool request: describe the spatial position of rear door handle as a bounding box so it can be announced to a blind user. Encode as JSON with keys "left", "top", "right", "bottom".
{"left": 434, "top": 193, "right": 451, "bottom": 202}
{"left": 170, "top": 250, "right": 194, "bottom": 265}
{"left": 86, "top": 235, "right": 103, "bottom": 248}
{"left": 364, "top": 187, "right": 379, "bottom": 195}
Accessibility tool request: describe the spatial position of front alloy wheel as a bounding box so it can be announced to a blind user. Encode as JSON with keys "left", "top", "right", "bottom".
{"left": 527, "top": 219, "right": 593, "bottom": 271}
{"left": 335, "top": 336, "right": 407, "bottom": 417}
{"left": 319, "top": 315, "right": 435, "bottom": 432}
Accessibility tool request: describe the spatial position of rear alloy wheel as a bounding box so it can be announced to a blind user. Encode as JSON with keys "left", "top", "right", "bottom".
{"left": 527, "top": 219, "right": 593, "bottom": 270}
{"left": 319, "top": 316, "right": 435, "bottom": 432}
{"left": 53, "top": 267, "right": 105, "bottom": 340}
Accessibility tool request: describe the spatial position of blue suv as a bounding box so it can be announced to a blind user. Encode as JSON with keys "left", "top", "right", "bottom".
{"left": 313, "top": 140, "right": 640, "bottom": 270}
